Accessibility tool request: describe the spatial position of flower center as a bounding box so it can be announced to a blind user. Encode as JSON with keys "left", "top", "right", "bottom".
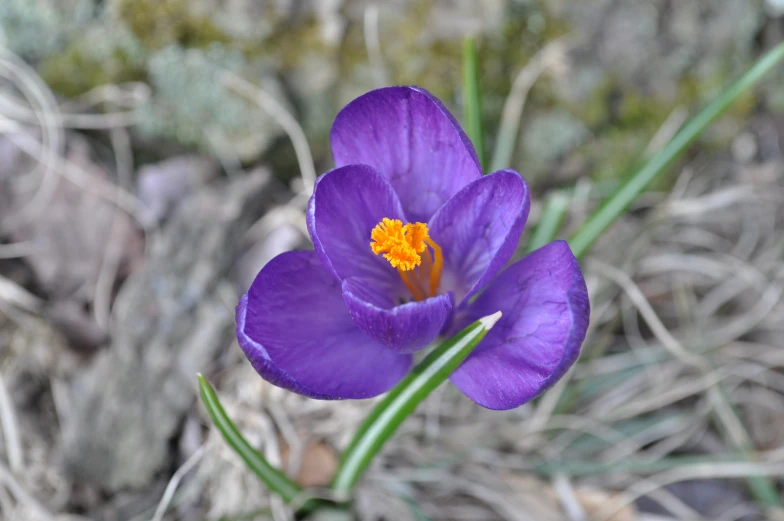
{"left": 370, "top": 218, "right": 443, "bottom": 301}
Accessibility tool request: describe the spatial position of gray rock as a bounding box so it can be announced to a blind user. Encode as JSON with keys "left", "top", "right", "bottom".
{"left": 61, "top": 170, "right": 277, "bottom": 490}
{"left": 0, "top": 135, "right": 144, "bottom": 303}
{"left": 767, "top": 0, "right": 784, "bottom": 15}
{"left": 559, "top": 0, "right": 763, "bottom": 101}
{"left": 521, "top": 110, "right": 590, "bottom": 178}
{"left": 636, "top": 479, "right": 762, "bottom": 520}
{"left": 136, "top": 155, "right": 219, "bottom": 224}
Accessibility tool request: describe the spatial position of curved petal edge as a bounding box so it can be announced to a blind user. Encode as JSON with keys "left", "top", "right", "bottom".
{"left": 428, "top": 169, "right": 530, "bottom": 306}
{"left": 330, "top": 86, "right": 482, "bottom": 222}
{"left": 238, "top": 250, "right": 412, "bottom": 400}
{"left": 307, "top": 164, "right": 407, "bottom": 297}
{"left": 449, "top": 241, "right": 589, "bottom": 410}
{"left": 342, "top": 277, "right": 454, "bottom": 353}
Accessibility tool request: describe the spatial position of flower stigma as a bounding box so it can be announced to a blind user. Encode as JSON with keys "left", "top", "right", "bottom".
{"left": 370, "top": 218, "right": 443, "bottom": 301}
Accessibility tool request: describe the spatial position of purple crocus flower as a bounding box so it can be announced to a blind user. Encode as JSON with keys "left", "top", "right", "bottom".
{"left": 236, "top": 86, "right": 589, "bottom": 410}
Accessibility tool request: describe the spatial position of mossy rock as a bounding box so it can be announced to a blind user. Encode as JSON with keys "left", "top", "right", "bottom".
{"left": 113, "top": 0, "right": 230, "bottom": 49}
{"left": 14, "top": 0, "right": 775, "bottom": 175}
{"left": 39, "top": 25, "right": 147, "bottom": 98}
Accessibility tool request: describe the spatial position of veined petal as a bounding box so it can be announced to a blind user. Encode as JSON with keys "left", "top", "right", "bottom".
{"left": 307, "top": 164, "right": 407, "bottom": 297}
{"left": 449, "top": 241, "right": 589, "bottom": 410}
{"left": 342, "top": 277, "right": 453, "bottom": 353}
{"left": 237, "top": 251, "right": 412, "bottom": 399}
{"left": 331, "top": 86, "right": 482, "bottom": 223}
{"left": 429, "top": 170, "right": 530, "bottom": 306}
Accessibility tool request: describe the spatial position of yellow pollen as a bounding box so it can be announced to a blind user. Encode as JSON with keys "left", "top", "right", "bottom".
{"left": 370, "top": 218, "right": 427, "bottom": 271}
{"left": 405, "top": 222, "right": 428, "bottom": 254}
{"left": 370, "top": 218, "right": 445, "bottom": 302}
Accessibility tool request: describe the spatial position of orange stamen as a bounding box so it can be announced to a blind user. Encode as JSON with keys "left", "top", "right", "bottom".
{"left": 370, "top": 218, "right": 422, "bottom": 271}
{"left": 420, "top": 247, "right": 433, "bottom": 288}
{"left": 370, "top": 218, "right": 444, "bottom": 301}
{"left": 398, "top": 268, "right": 426, "bottom": 301}
{"left": 404, "top": 222, "right": 428, "bottom": 254}
{"left": 424, "top": 237, "right": 443, "bottom": 297}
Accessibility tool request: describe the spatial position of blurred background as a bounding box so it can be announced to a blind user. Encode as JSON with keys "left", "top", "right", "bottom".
{"left": 2, "top": 1, "right": 784, "bottom": 520}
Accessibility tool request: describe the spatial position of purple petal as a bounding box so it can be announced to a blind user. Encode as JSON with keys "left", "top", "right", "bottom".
{"left": 307, "top": 164, "right": 406, "bottom": 297}
{"left": 342, "top": 277, "right": 454, "bottom": 353}
{"left": 237, "top": 250, "right": 412, "bottom": 399}
{"left": 331, "top": 86, "right": 482, "bottom": 223}
{"left": 429, "top": 170, "right": 530, "bottom": 306}
{"left": 449, "top": 241, "right": 589, "bottom": 410}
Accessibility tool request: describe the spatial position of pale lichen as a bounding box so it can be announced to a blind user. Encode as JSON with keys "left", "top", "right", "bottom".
{"left": 0, "top": 0, "right": 94, "bottom": 58}
{"left": 139, "top": 45, "right": 288, "bottom": 160}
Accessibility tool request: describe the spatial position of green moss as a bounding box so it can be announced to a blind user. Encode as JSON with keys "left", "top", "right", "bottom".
{"left": 680, "top": 70, "right": 756, "bottom": 126}
{"left": 585, "top": 131, "right": 649, "bottom": 181}
{"left": 524, "top": 74, "right": 663, "bottom": 183}
{"left": 338, "top": 0, "right": 568, "bottom": 115}
{"left": 116, "top": 0, "right": 229, "bottom": 49}
{"left": 249, "top": 18, "right": 328, "bottom": 68}
{"left": 565, "top": 77, "right": 616, "bottom": 127}
{"left": 39, "top": 27, "right": 147, "bottom": 97}
{"left": 589, "top": 98, "right": 673, "bottom": 185}
{"left": 40, "top": 49, "right": 143, "bottom": 98}
{"left": 380, "top": 1, "right": 461, "bottom": 101}
{"left": 549, "top": 64, "right": 757, "bottom": 186}
{"left": 556, "top": 75, "right": 670, "bottom": 131}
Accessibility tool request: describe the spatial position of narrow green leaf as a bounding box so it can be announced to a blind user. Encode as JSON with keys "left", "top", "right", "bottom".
{"left": 569, "top": 41, "right": 784, "bottom": 259}
{"left": 330, "top": 311, "right": 503, "bottom": 493}
{"left": 532, "top": 453, "right": 751, "bottom": 477}
{"left": 197, "top": 374, "right": 302, "bottom": 503}
{"left": 463, "top": 37, "right": 486, "bottom": 171}
{"left": 711, "top": 384, "right": 781, "bottom": 506}
{"left": 403, "top": 497, "right": 434, "bottom": 521}
{"left": 525, "top": 191, "right": 570, "bottom": 254}
{"left": 560, "top": 44, "right": 784, "bottom": 506}
{"left": 746, "top": 458, "right": 780, "bottom": 506}
{"left": 212, "top": 508, "right": 271, "bottom": 521}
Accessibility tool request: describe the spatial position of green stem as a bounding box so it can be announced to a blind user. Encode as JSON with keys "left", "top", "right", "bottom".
{"left": 463, "top": 37, "right": 486, "bottom": 171}
{"left": 569, "top": 41, "right": 784, "bottom": 259}
{"left": 330, "top": 312, "right": 502, "bottom": 493}
{"left": 197, "top": 374, "right": 302, "bottom": 503}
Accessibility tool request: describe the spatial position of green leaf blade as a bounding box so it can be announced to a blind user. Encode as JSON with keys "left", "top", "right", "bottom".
{"left": 330, "top": 311, "right": 502, "bottom": 493}
{"left": 197, "top": 374, "right": 302, "bottom": 503}
{"left": 463, "top": 37, "right": 486, "bottom": 171}
{"left": 568, "top": 41, "right": 784, "bottom": 259}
